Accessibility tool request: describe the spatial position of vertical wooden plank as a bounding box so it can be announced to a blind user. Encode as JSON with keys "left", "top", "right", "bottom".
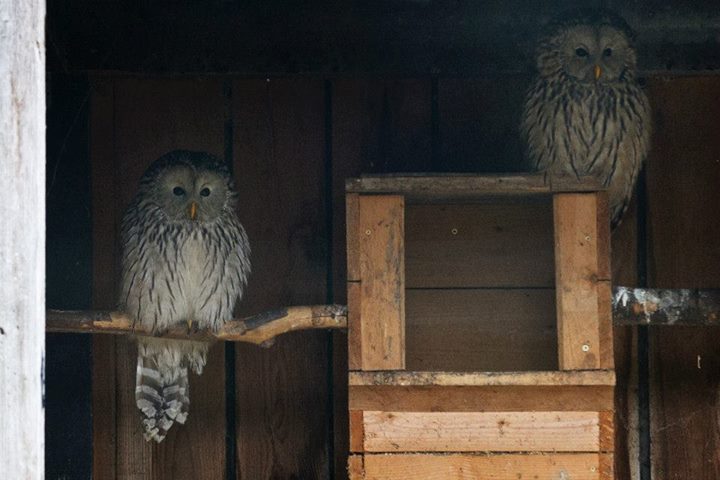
{"left": 347, "top": 282, "right": 363, "bottom": 371}
{"left": 347, "top": 455, "right": 364, "bottom": 480}
{"left": 611, "top": 198, "right": 639, "bottom": 480}
{"left": 0, "top": 1, "right": 45, "bottom": 477}
{"left": 233, "top": 78, "right": 330, "bottom": 479}
{"left": 92, "top": 77, "right": 228, "bottom": 480}
{"left": 554, "top": 193, "right": 613, "bottom": 370}
{"left": 645, "top": 76, "right": 720, "bottom": 480}
{"left": 358, "top": 195, "right": 405, "bottom": 370}
{"left": 349, "top": 411, "right": 365, "bottom": 453}
{"left": 346, "top": 193, "right": 360, "bottom": 282}
{"left": 89, "top": 77, "right": 119, "bottom": 480}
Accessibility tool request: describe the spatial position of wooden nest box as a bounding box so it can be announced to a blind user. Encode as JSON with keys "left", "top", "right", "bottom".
{"left": 345, "top": 174, "right": 614, "bottom": 480}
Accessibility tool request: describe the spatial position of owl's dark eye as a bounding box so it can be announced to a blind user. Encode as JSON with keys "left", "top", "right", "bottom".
{"left": 200, "top": 187, "right": 211, "bottom": 197}
{"left": 603, "top": 48, "right": 613, "bottom": 57}
{"left": 575, "top": 48, "right": 589, "bottom": 57}
{"left": 172, "top": 187, "right": 185, "bottom": 196}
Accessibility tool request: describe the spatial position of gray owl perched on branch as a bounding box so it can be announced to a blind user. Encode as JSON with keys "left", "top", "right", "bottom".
{"left": 119, "top": 150, "right": 251, "bottom": 442}
{"left": 521, "top": 9, "right": 652, "bottom": 227}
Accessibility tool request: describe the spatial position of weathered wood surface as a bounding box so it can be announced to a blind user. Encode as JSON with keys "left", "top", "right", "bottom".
{"left": 361, "top": 411, "right": 607, "bottom": 453}
{"left": 613, "top": 287, "right": 720, "bottom": 326}
{"left": 357, "top": 195, "right": 406, "bottom": 370}
{"left": 346, "top": 173, "right": 605, "bottom": 200}
{"left": 554, "top": 193, "right": 613, "bottom": 370}
{"left": 349, "top": 370, "right": 616, "bottom": 387}
{"left": 349, "top": 385, "right": 614, "bottom": 412}
{"left": 47, "top": 305, "right": 346, "bottom": 345}
{"left": 360, "top": 453, "right": 613, "bottom": 480}
{"left": 0, "top": 1, "right": 45, "bottom": 478}
{"left": 645, "top": 77, "right": 720, "bottom": 480}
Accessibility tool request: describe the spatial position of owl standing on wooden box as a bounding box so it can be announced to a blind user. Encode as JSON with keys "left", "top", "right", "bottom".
{"left": 521, "top": 9, "right": 652, "bottom": 228}
{"left": 119, "top": 150, "right": 251, "bottom": 442}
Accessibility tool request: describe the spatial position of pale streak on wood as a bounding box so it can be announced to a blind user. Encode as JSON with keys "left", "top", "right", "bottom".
{"left": 346, "top": 173, "right": 604, "bottom": 201}
{"left": 358, "top": 195, "right": 405, "bottom": 370}
{"left": 362, "top": 411, "right": 602, "bottom": 452}
{"left": 554, "top": 193, "right": 612, "bottom": 370}
{"left": 0, "top": 1, "right": 45, "bottom": 478}
{"left": 46, "top": 305, "right": 347, "bottom": 345}
{"left": 362, "top": 453, "right": 609, "bottom": 480}
{"left": 349, "top": 370, "right": 616, "bottom": 387}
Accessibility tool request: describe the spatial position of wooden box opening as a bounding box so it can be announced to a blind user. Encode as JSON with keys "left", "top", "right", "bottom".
{"left": 404, "top": 198, "right": 557, "bottom": 372}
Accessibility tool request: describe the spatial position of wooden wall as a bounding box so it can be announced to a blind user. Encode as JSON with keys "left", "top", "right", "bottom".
{"left": 42, "top": 72, "right": 720, "bottom": 479}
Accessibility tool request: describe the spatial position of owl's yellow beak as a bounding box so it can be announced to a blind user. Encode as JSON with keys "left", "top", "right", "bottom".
{"left": 189, "top": 201, "right": 198, "bottom": 220}
{"left": 594, "top": 64, "right": 602, "bottom": 80}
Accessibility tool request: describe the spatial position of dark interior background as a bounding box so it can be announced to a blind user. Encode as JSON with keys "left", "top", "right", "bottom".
{"left": 45, "top": 1, "right": 720, "bottom": 479}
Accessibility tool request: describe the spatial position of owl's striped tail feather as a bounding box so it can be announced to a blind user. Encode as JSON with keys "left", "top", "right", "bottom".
{"left": 135, "top": 354, "right": 190, "bottom": 443}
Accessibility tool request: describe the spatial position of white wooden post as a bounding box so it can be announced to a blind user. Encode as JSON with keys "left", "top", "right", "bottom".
{"left": 0, "top": 1, "right": 46, "bottom": 479}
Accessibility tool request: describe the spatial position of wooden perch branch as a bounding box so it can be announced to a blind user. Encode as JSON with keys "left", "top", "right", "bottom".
{"left": 46, "top": 305, "right": 348, "bottom": 346}
{"left": 612, "top": 287, "right": 720, "bottom": 326}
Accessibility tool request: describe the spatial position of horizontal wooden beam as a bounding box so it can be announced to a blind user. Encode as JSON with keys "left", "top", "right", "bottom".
{"left": 349, "top": 370, "right": 616, "bottom": 387}
{"left": 359, "top": 453, "right": 612, "bottom": 480}
{"left": 361, "top": 410, "right": 607, "bottom": 452}
{"left": 46, "top": 305, "right": 347, "bottom": 345}
{"left": 612, "top": 287, "right": 720, "bottom": 326}
{"left": 346, "top": 173, "right": 604, "bottom": 201}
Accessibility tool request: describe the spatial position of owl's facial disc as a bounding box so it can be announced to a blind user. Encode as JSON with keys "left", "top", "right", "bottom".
{"left": 157, "top": 167, "right": 229, "bottom": 223}
{"left": 561, "top": 25, "right": 632, "bottom": 85}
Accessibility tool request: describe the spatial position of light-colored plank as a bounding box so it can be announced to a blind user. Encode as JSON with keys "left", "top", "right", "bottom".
{"left": 363, "top": 411, "right": 603, "bottom": 452}
{"left": 349, "top": 370, "right": 616, "bottom": 387}
{"left": 406, "top": 203, "right": 554, "bottom": 288}
{"left": 553, "top": 193, "right": 612, "bottom": 370}
{"left": 0, "top": 1, "right": 45, "bottom": 477}
{"left": 358, "top": 195, "right": 405, "bottom": 370}
{"left": 349, "top": 385, "right": 615, "bottom": 412}
{"left": 406, "top": 288, "right": 557, "bottom": 371}
{"left": 363, "top": 453, "right": 610, "bottom": 480}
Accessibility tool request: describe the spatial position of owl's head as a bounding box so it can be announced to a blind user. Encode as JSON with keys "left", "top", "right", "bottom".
{"left": 536, "top": 9, "right": 637, "bottom": 85}
{"left": 138, "top": 150, "right": 236, "bottom": 224}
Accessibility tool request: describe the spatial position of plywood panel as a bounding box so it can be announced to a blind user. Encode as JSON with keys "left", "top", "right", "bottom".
{"left": 406, "top": 202, "right": 555, "bottom": 288}
{"left": 646, "top": 72, "right": 720, "bottom": 480}
{"left": 232, "top": 78, "right": 330, "bottom": 480}
{"left": 363, "top": 453, "right": 611, "bottom": 480}
{"left": 362, "top": 411, "right": 603, "bottom": 453}
{"left": 358, "top": 195, "right": 405, "bottom": 370}
{"left": 406, "top": 289, "right": 557, "bottom": 371}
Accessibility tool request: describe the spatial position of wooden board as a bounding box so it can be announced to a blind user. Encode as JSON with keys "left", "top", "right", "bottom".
{"left": 357, "top": 195, "right": 406, "bottom": 370}
{"left": 362, "top": 453, "right": 613, "bottom": 480}
{"left": 89, "top": 78, "right": 119, "bottom": 480}
{"left": 554, "top": 193, "right": 613, "bottom": 370}
{"left": 361, "top": 411, "right": 606, "bottom": 453}
{"left": 232, "top": 78, "right": 330, "bottom": 479}
{"left": 0, "top": 3, "right": 45, "bottom": 476}
{"left": 349, "top": 385, "right": 615, "bottom": 412}
{"left": 349, "top": 370, "right": 616, "bottom": 387}
{"left": 405, "top": 202, "right": 555, "bottom": 288}
{"left": 645, "top": 76, "right": 720, "bottom": 480}
{"left": 92, "top": 77, "right": 228, "bottom": 479}
{"left": 333, "top": 79, "right": 432, "bottom": 479}
{"left": 405, "top": 288, "right": 557, "bottom": 371}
